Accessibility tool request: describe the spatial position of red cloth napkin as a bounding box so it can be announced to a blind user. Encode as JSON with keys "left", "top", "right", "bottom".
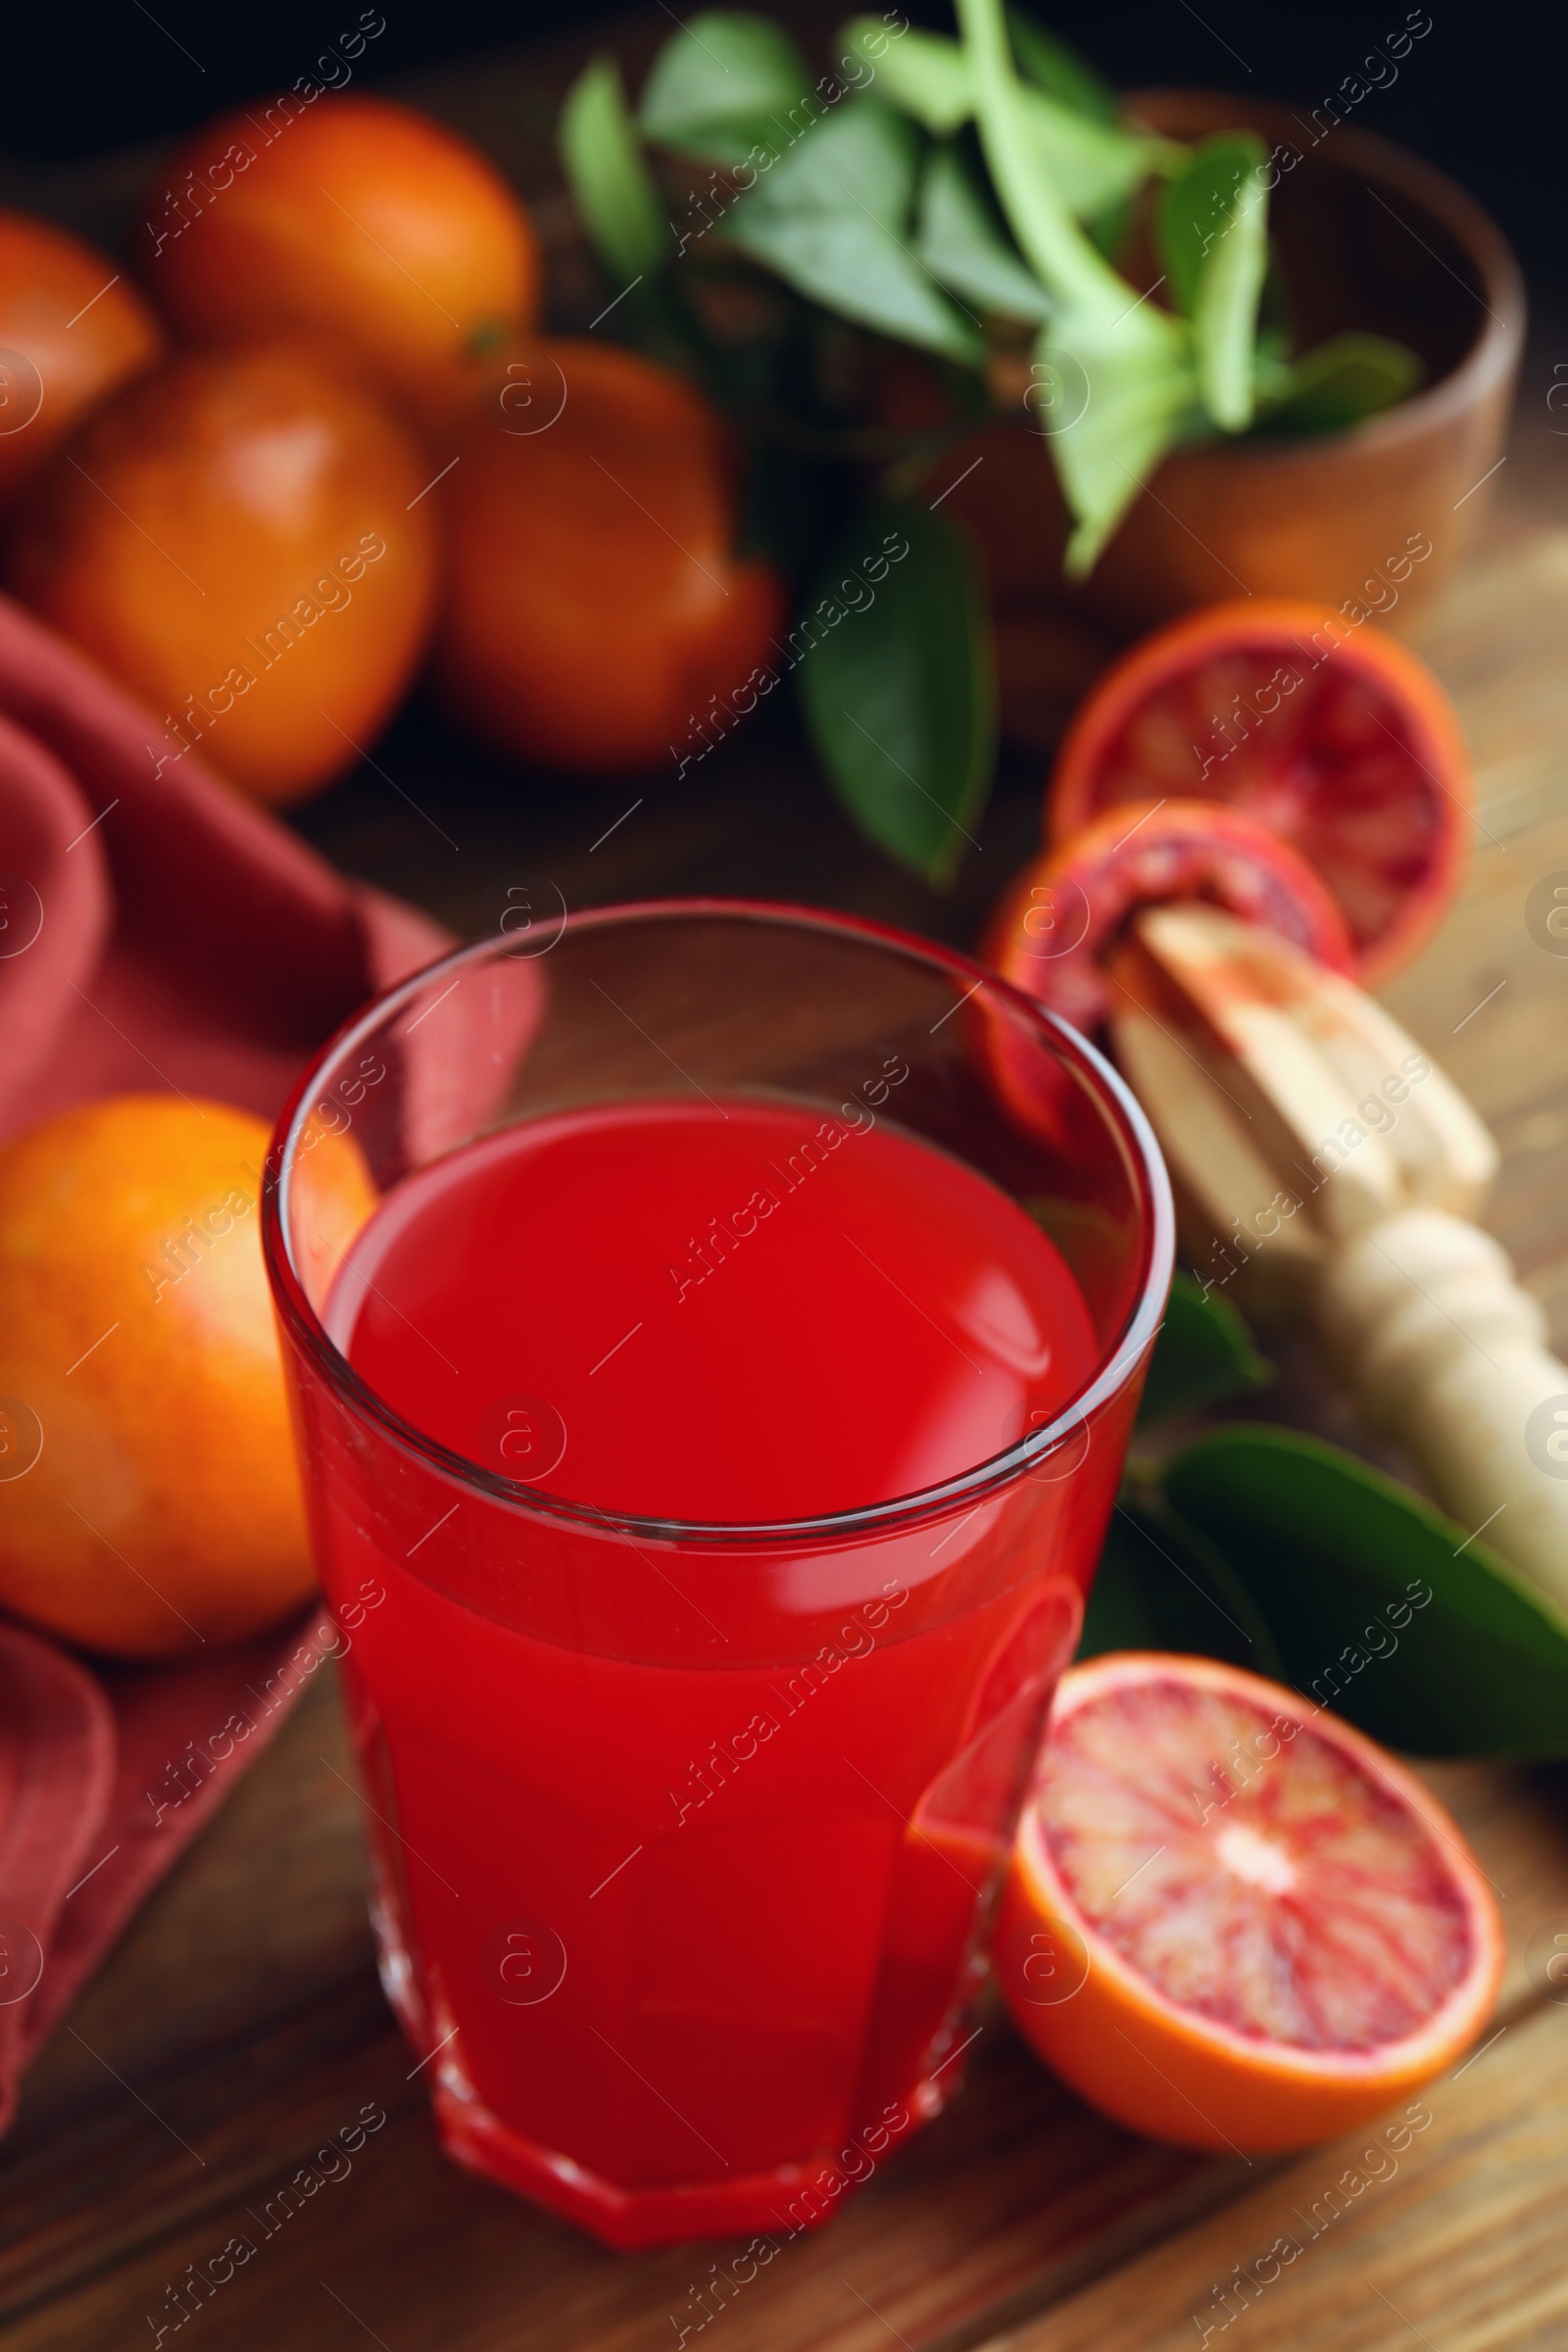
{"left": 0, "top": 594, "right": 450, "bottom": 2132}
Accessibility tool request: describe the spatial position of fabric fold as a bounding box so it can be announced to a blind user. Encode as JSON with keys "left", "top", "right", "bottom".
{"left": 0, "top": 590, "right": 450, "bottom": 2134}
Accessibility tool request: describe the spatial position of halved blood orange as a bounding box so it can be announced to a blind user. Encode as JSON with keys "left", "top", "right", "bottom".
{"left": 982, "top": 798, "right": 1354, "bottom": 1033}
{"left": 997, "top": 1653, "right": 1503, "bottom": 2153}
{"left": 1047, "top": 600, "right": 1472, "bottom": 984}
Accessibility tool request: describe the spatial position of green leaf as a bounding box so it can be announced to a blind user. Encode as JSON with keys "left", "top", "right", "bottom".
{"left": 849, "top": 18, "right": 1162, "bottom": 220}
{"left": 1156, "top": 133, "right": 1263, "bottom": 318}
{"left": 1136, "top": 1269, "right": 1272, "bottom": 1428}
{"left": 722, "top": 98, "right": 986, "bottom": 364}
{"left": 1005, "top": 8, "right": 1118, "bottom": 122}
{"left": 952, "top": 0, "right": 1200, "bottom": 572}
{"left": 1251, "top": 330, "right": 1425, "bottom": 436}
{"left": 1158, "top": 131, "right": 1271, "bottom": 431}
{"left": 843, "top": 21, "right": 974, "bottom": 136}
{"left": 797, "top": 499, "right": 996, "bottom": 884}
{"left": 1164, "top": 1426, "right": 1568, "bottom": 1760}
{"left": 560, "top": 56, "right": 668, "bottom": 283}
{"left": 955, "top": 0, "right": 1129, "bottom": 309}
{"left": 1084, "top": 189, "right": 1136, "bottom": 264}
{"left": 916, "top": 139, "right": 1052, "bottom": 322}
{"left": 1015, "top": 83, "right": 1167, "bottom": 221}
{"left": 639, "top": 11, "right": 815, "bottom": 166}
{"left": 1079, "top": 1499, "right": 1283, "bottom": 1675}
{"left": 1044, "top": 308, "right": 1200, "bottom": 575}
{"left": 1193, "top": 145, "right": 1268, "bottom": 430}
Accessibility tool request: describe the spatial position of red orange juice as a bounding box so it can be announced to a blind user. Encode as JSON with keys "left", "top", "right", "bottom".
{"left": 265, "top": 906, "right": 1171, "bottom": 2247}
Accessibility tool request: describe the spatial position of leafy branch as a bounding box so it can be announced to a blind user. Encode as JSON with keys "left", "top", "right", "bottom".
{"left": 557, "top": 6, "right": 1421, "bottom": 881}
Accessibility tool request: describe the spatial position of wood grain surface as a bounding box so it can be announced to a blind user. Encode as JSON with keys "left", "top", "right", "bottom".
{"left": 1, "top": 16, "right": 1565, "bottom": 2348}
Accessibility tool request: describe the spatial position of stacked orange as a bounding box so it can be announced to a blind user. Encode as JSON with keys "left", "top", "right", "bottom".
{"left": 0, "top": 95, "right": 780, "bottom": 803}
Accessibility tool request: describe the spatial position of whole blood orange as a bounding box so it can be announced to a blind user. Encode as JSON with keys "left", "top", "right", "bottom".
{"left": 0, "top": 211, "right": 164, "bottom": 509}
{"left": 997, "top": 1653, "right": 1503, "bottom": 2152}
{"left": 1047, "top": 601, "right": 1471, "bottom": 983}
{"left": 431, "top": 339, "right": 785, "bottom": 774}
{"left": 983, "top": 798, "right": 1354, "bottom": 1032}
{"left": 143, "top": 95, "right": 539, "bottom": 431}
{"left": 0, "top": 1096, "right": 352, "bottom": 1658}
{"left": 6, "top": 341, "right": 437, "bottom": 807}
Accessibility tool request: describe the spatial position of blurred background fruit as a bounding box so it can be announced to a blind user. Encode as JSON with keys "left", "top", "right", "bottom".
{"left": 5, "top": 340, "right": 438, "bottom": 806}
{"left": 432, "top": 338, "right": 785, "bottom": 773}
{"left": 0, "top": 211, "right": 164, "bottom": 510}
{"left": 144, "top": 94, "right": 540, "bottom": 432}
{"left": 1047, "top": 602, "right": 1473, "bottom": 985}
{"left": 0, "top": 1096, "right": 320, "bottom": 1658}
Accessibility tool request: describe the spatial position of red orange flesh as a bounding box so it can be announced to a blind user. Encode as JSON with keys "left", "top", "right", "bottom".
{"left": 998, "top": 1653, "right": 1504, "bottom": 2152}
{"left": 1048, "top": 600, "right": 1472, "bottom": 983}
{"left": 983, "top": 798, "right": 1354, "bottom": 1033}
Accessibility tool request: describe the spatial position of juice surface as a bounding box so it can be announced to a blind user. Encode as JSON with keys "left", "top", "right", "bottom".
{"left": 319, "top": 1097, "right": 1106, "bottom": 2235}
{"left": 331, "top": 1096, "right": 1098, "bottom": 1521}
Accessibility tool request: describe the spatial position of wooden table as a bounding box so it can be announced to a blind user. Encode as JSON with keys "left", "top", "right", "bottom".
{"left": 4, "top": 23, "right": 1568, "bottom": 2348}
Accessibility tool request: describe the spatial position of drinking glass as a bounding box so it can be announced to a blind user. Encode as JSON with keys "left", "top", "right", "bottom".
{"left": 262, "top": 901, "right": 1172, "bottom": 2249}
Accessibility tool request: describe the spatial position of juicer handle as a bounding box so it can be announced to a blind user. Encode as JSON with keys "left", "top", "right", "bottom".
{"left": 1316, "top": 1207, "right": 1568, "bottom": 1617}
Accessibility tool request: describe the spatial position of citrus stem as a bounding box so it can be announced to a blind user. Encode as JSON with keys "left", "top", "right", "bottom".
{"left": 952, "top": 0, "right": 1134, "bottom": 318}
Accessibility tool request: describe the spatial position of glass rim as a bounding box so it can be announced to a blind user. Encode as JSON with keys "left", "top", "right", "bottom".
{"left": 262, "top": 898, "right": 1174, "bottom": 1550}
